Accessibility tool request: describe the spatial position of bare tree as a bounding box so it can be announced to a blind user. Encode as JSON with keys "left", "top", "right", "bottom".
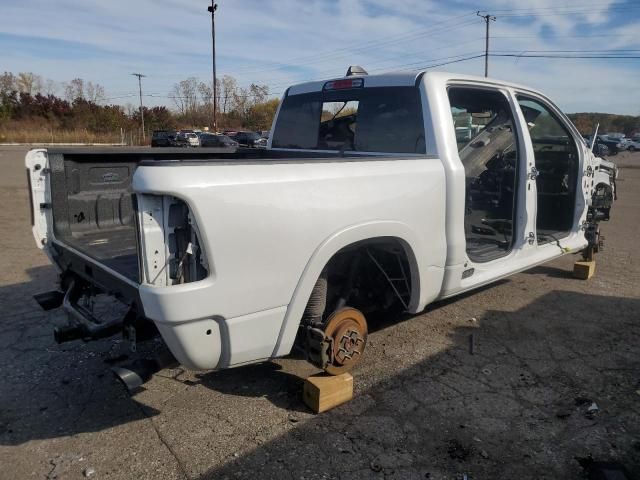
{"left": 170, "top": 77, "right": 200, "bottom": 124}
{"left": 86, "top": 81, "right": 105, "bottom": 103}
{"left": 124, "top": 102, "right": 136, "bottom": 116}
{"left": 170, "top": 83, "right": 186, "bottom": 115}
{"left": 43, "top": 78, "right": 58, "bottom": 96}
{"left": 198, "top": 80, "right": 212, "bottom": 104}
{"left": 198, "top": 80, "right": 214, "bottom": 125}
{"left": 232, "top": 83, "right": 269, "bottom": 123}
{"left": 181, "top": 77, "right": 199, "bottom": 113}
{"left": 64, "top": 78, "right": 85, "bottom": 101}
{"left": 220, "top": 75, "right": 237, "bottom": 114}
{"left": 16, "top": 72, "right": 43, "bottom": 95}
{"left": 248, "top": 84, "right": 269, "bottom": 104}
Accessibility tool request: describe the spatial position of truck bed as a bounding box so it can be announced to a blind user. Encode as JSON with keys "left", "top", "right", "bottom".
{"left": 43, "top": 147, "right": 378, "bottom": 285}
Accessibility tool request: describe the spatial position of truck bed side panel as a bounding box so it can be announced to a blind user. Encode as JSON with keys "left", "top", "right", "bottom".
{"left": 133, "top": 158, "right": 447, "bottom": 363}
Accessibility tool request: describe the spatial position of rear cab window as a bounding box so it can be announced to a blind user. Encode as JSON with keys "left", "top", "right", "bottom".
{"left": 272, "top": 85, "right": 426, "bottom": 154}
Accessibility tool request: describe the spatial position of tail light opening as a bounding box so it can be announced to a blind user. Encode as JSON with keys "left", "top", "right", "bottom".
{"left": 136, "top": 194, "right": 209, "bottom": 286}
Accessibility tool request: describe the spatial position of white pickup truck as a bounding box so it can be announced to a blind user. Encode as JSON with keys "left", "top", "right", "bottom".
{"left": 26, "top": 69, "right": 616, "bottom": 388}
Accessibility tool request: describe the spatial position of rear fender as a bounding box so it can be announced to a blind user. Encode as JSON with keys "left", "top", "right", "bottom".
{"left": 271, "top": 221, "right": 445, "bottom": 358}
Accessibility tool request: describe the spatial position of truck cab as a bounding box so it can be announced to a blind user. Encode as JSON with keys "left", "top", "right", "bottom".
{"left": 269, "top": 70, "right": 611, "bottom": 297}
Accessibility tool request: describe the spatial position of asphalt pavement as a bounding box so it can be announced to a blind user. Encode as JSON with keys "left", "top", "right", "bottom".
{"left": 0, "top": 146, "right": 638, "bottom": 479}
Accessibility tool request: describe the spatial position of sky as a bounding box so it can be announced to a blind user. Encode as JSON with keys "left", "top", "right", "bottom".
{"left": 0, "top": 0, "right": 638, "bottom": 114}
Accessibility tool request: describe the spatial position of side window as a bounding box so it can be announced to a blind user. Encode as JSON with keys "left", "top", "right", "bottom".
{"left": 448, "top": 87, "right": 519, "bottom": 262}
{"left": 516, "top": 96, "right": 578, "bottom": 242}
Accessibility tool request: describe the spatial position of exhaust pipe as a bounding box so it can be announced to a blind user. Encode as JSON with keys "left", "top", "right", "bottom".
{"left": 111, "top": 351, "right": 177, "bottom": 393}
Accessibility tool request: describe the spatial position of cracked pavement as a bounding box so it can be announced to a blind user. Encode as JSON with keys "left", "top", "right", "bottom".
{"left": 0, "top": 146, "right": 638, "bottom": 479}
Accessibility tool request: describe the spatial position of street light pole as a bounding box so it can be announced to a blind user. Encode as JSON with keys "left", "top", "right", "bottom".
{"left": 477, "top": 12, "right": 496, "bottom": 78}
{"left": 208, "top": 1, "right": 218, "bottom": 132}
{"left": 132, "top": 73, "right": 146, "bottom": 141}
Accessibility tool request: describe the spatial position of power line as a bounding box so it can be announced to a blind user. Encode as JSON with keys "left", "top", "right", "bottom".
{"left": 229, "top": 20, "right": 481, "bottom": 89}
{"left": 147, "top": 92, "right": 280, "bottom": 100}
{"left": 494, "top": 49, "right": 640, "bottom": 53}
{"left": 230, "top": 14, "right": 479, "bottom": 76}
{"left": 488, "top": 1, "right": 631, "bottom": 13}
{"left": 110, "top": 45, "right": 637, "bottom": 107}
{"left": 491, "top": 53, "right": 640, "bottom": 59}
{"left": 497, "top": 5, "right": 640, "bottom": 17}
{"left": 136, "top": 5, "right": 635, "bottom": 90}
{"left": 391, "top": 54, "right": 486, "bottom": 72}
{"left": 229, "top": 4, "right": 636, "bottom": 79}
{"left": 235, "top": 2, "right": 631, "bottom": 77}
{"left": 370, "top": 51, "right": 485, "bottom": 72}
{"left": 491, "top": 33, "right": 639, "bottom": 39}
{"left": 231, "top": 12, "right": 475, "bottom": 72}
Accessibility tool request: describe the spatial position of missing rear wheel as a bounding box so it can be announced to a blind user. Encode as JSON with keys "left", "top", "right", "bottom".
{"left": 322, "top": 307, "right": 368, "bottom": 375}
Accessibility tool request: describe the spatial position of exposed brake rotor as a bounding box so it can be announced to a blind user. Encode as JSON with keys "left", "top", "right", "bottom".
{"left": 322, "top": 307, "right": 368, "bottom": 375}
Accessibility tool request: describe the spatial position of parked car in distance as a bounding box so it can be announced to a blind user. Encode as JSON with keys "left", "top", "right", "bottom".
{"left": 199, "top": 133, "right": 238, "bottom": 149}
{"left": 594, "top": 142, "right": 610, "bottom": 157}
{"left": 597, "top": 135, "right": 623, "bottom": 155}
{"left": 151, "top": 130, "right": 177, "bottom": 147}
{"left": 624, "top": 139, "right": 640, "bottom": 151}
{"left": 227, "top": 130, "right": 264, "bottom": 148}
{"left": 604, "top": 132, "right": 625, "bottom": 140}
{"left": 584, "top": 136, "right": 611, "bottom": 157}
{"left": 176, "top": 132, "right": 200, "bottom": 147}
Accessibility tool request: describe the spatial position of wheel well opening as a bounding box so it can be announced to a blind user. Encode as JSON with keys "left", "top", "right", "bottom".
{"left": 321, "top": 237, "right": 415, "bottom": 320}
{"left": 296, "top": 237, "right": 416, "bottom": 373}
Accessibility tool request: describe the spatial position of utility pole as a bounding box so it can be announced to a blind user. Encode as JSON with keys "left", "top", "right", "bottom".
{"left": 207, "top": 1, "right": 218, "bottom": 132}
{"left": 132, "top": 73, "right": 146, "bottom": 141}
{"left": 477, "top": 11, "right": 496, "bottom": 78}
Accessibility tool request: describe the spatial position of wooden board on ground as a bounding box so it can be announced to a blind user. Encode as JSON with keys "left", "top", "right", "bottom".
{"left": 303, "top": 373, "right": 353, "bottom": 413}
{"left": 574, "top": 260, "right": 595, "bottom": 280}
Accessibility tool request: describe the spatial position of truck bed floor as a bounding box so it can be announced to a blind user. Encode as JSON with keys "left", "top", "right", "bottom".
{"left": 59, "top": 227, "right": 138, "bottom": 282}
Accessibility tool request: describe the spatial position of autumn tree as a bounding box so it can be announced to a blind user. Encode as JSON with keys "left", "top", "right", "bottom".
{"left": 0, "top": 72, "right": 16, "bottom": 95}
{"left": 246, "top": 98, "right": 279, "bottom": 131}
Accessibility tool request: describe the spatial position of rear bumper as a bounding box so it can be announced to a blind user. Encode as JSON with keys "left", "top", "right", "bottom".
{"left": 48, "top": 241, "right": 286, "bottom": 370}
{"left": 141, "top": 280, "right": 286, "bottom": 370}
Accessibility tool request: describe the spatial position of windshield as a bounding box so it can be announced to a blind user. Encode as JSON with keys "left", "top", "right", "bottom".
{"left": 272, "top": 86, "right": 425, "bottom": 154}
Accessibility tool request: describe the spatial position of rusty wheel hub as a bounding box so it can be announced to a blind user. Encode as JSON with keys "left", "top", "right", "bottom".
{"left": 323, "top": 308, "right": 367, "bottom": 375}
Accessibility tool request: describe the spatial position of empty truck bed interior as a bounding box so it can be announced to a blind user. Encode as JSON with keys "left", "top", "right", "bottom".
{"left": 48, "top": 151, "right": 142, "bottom": 282}
{"left": 45, "top": 147, "right": 360, "bottom": 283}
